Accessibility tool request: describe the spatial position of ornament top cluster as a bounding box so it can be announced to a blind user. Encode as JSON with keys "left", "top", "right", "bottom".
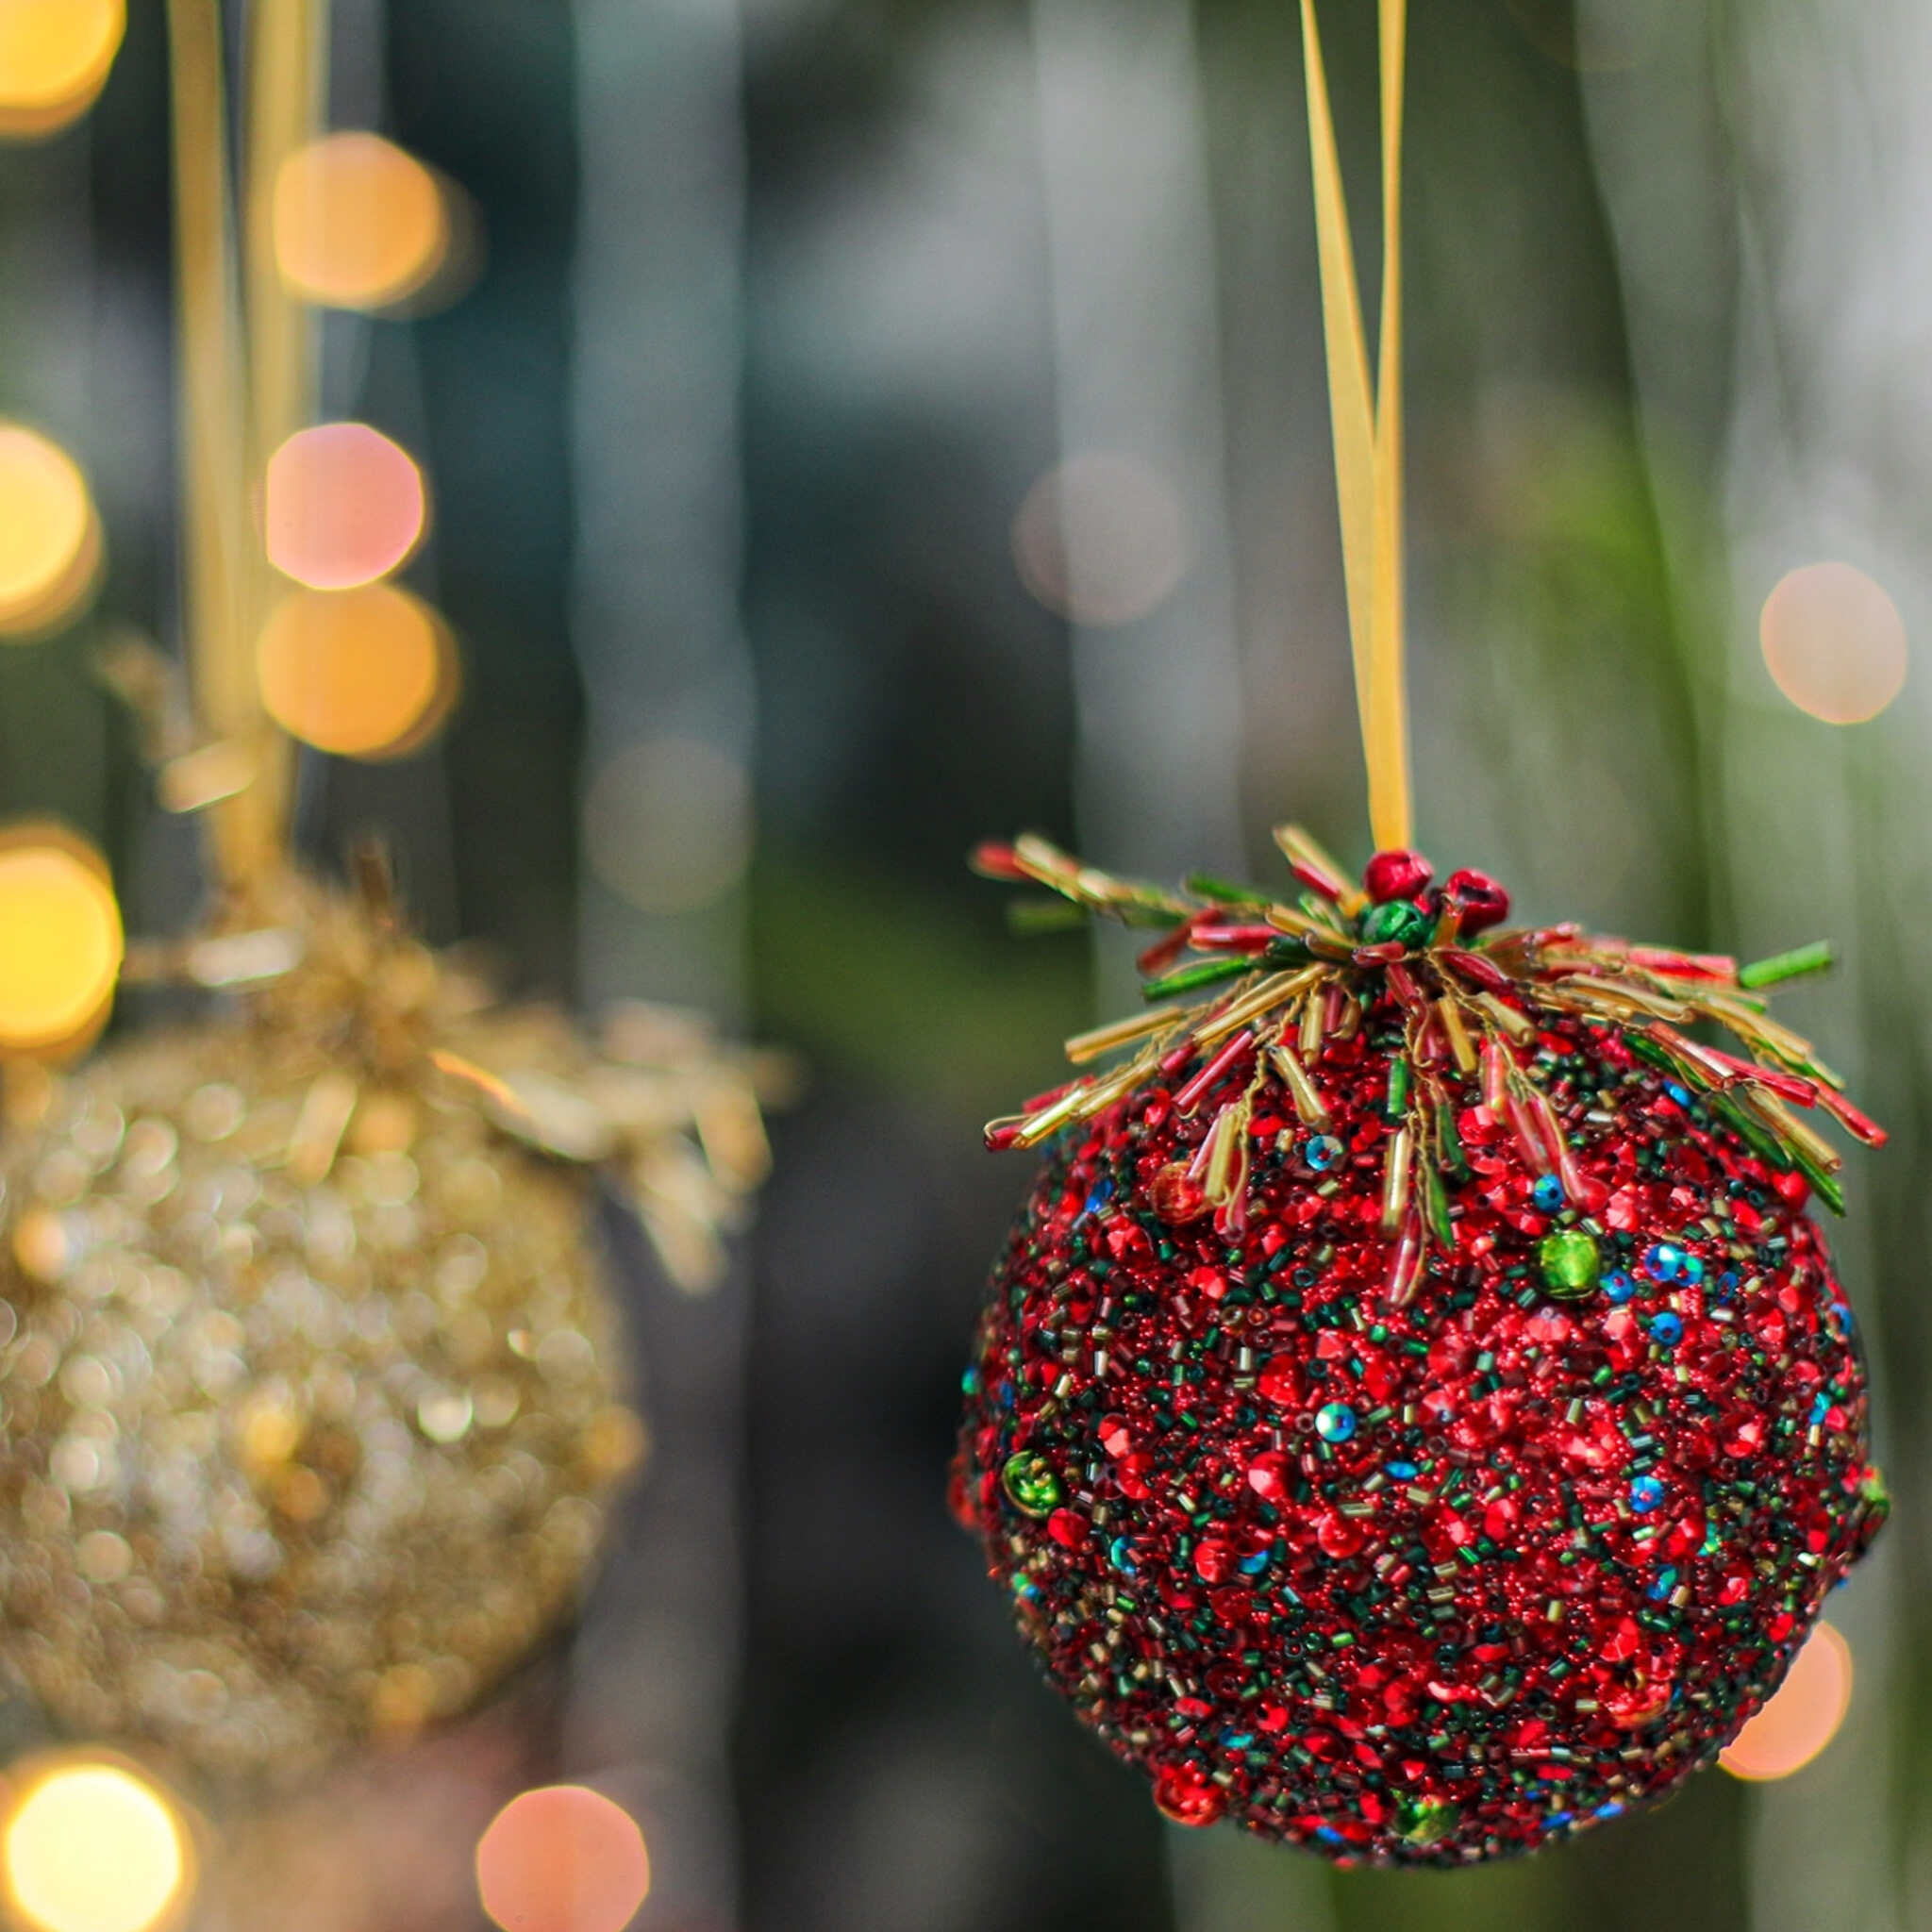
{"left": 974, "top": 826, "right": 1880, "bottom": 1305}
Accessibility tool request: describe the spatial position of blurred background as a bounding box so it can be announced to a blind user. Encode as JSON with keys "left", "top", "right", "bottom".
{"left": 0, "top": 1, "right": 1925, "bottom": 1929}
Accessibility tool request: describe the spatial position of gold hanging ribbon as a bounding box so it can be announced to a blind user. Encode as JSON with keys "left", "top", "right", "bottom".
{"left": 164, "top": 0, "right": 325, "bottom": 899}
{"left": 166, "top": 0, "right": 264, "bottom": 889}
{"left": 1299, "top": 0, "right": 1411, "bottom": 852}
{"left": 243, "top": 0, "right": 327, "bottom": 861}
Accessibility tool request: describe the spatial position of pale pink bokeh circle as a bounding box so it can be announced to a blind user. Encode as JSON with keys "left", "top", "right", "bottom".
{"left": 1759, "top": 560, "right": 1907, "bottom": 725}
{"left": 263, "top": 423, "right": 426, "bottom": 591}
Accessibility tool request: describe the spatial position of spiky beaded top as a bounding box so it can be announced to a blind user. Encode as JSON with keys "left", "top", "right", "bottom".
{"left": 973, "top": 826, "right": 1881, "bottom": 1249}
{"left": 956, "top": 830, "right": 1886, "bottom": 1863}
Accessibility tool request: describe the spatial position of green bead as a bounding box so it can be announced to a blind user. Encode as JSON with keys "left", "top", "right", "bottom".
{"left": 1394, "top": 1796, "right": 1459, "bottom": 1847}
{"left": 1358, "top": 899, "right": 1431, "bottom": 950}
{"left": 1859, "top": 1467, "right": 1891, "bottom": 1529}
{"left": 1001, "top": 1450, "right": 1062, "bottom": 1518}
{"left": 1538, "top": 1229, "right": 1601, "bottom": 1299}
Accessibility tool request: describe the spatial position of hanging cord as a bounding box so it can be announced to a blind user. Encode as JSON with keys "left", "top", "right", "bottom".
{"left": 1299, "top": 0, "right": 1411, "bottom": 851}
{"left": 164, "top": 0, "right": 323, "bottom": 903}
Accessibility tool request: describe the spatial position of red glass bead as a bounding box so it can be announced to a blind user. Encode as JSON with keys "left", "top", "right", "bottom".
{"left": 1246, "top": 1451, "right": 1292, "bottom": 1502}
{"left": 1193, "top": 1538, "right": 1235, "bottom": 1583}
{"left": 1363, "top": 849, "right": 1433, "bottom": 903}
{"left": 1047, "top": 1507, "right": 1087, "bottom": 1549}
{"left": 1444, "top": 868, "right": 1511, "bottom": 934}
{"left": 1149, "top": 1162, "right": 1209, "bottom": 1224}
{"left": 1153, "top": 1765, "right": 1225, "bottom": 1828}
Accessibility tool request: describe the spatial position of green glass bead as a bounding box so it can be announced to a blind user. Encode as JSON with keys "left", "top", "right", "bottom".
{"left": 1859, "top": 1467, "right": 1891, "bottom": 1530}
{"left": 1394, "top": 1796, "right": 1459, "bottom": 1847}
{"left": 1539, "top": 1229, "right": 1601, "bottom": 1300}
{"left": 1001, "top": 1450, "right": 1062, "bottom": 1518}
{"left": 1358, "top": 899, "right": 1431, "bottom": 950}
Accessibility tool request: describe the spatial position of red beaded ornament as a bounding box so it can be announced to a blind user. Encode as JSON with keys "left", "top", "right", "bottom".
{"left": 955, "top": 835, "right": 1886, "bottom": 1863}
{"left": 955, "top": 0, "right": 1888, "bottom": 1868}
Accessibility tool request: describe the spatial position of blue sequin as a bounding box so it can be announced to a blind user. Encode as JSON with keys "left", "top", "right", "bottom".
{"left": 1666, "top": 1081, "right": 1691, "bottom": 1108}
{"left": 1602, "top": 1271, "right": 1636, "bottom": 1306}
{"left": 1315, "top": 1403, "right": 1357, "bottom": 1443}
{"left": 1532, "top": 1174, "right": 1564, "bottom": 1212}
{"left": 1809, "top": 1391, "right": 1831, "bottom": 1424}
{"left": 1239, "top": 1547, "right": 1272, "bottom": 1575}
{"left": 1386, "top": 1459, "right": 1419, "bottom": 1479}
{"left": 1647, "top": 1565, "right": 1679, "bottom": 1602}
{"left": 1682, "top": 1254, "right": 1706, "bottom": 1285}
{"left": 1108, "top": 1537, "right": 1138, "bottom": 1576}
{"left": 1304, "top": 1134, "right": 1345, "bottom": 1173}
{"left": 1629, "top": 1475, "right": 1665, "bottom": 1513}
{"left": 960, "top": 1366, "right": 980, "bottom": 1395}
{"left": 1650, "top": 1311, "right": 1683, "bottom": 1346}
{"left": 1595, "top": 1801, "right": 1625, "bottom": 1821}
{"left": 1643, "top": 1241, "right": 1684, "bottom": 1283}
{"left": 1313, "top": 1826, "right": 1346, "bottom": 1847}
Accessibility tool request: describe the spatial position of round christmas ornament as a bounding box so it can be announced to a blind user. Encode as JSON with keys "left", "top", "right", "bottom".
{"left": 953, "top": 0, "right": 1887, "bottom": 1867}
{"left": 0, "top": 0, "right": 785, "bottom": 1795}
{"left": 0, "top": 861, "right": 776, "bottom": 1788}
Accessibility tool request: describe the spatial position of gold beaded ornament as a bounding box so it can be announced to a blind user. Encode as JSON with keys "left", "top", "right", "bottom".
{"left": 0, "top": 1, "right": 784, "bottom": 1790}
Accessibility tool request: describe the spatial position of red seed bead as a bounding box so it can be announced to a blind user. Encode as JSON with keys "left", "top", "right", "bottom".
{"left": 1047, "top": 1507, "right": 1087, "bottom": 1549}
{"left": 1153, "top": 1765, "right": 1225, "bottom": 1828}
{"left": 1445, "top": 868, "right": 1511, "bottom": 934}
{"left": 1363, "top": 849, "right": 1434, "bottom": 904}
{"left": 1149, "top": 1163, "right": 1209, "bottom": 1224}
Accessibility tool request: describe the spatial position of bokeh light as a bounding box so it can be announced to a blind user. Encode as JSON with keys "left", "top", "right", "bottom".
{"left": 274, "top": 132, "right": 451, "bottom": 309}
{"left": 475, "top": 1785, "right": 650, "bottom": 1932}
{"left": 1011, "top": 452, "right": 1191, "bottom": 626}
{"left": 256, "top": 584, "right": 457, "bottom": 758}
{"left": 263, "top": 423, "right": 426, "bottom": 591}
{"left": 0, "top": 825, "right": 123, "bottom": 1053}
{"left": 582, "top": 735, "right": 754, "bottom": 914}
{"left": 1721, "top": 1621, "right": 1855, "bottom": 1781}
{"left": 0, "top": 0, "right": 124, "bottom": 141}
{"left": 0, "top": 424, "right": 101, "bottom": 639}
{"left": 1759, "top": 560, "right": 1907, "bottom": 724}
{"left": 1, "top": 1759, "right": 190, "bottom": 1932}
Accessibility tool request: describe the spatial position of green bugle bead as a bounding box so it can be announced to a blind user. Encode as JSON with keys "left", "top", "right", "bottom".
{"left": 1141, "top": 956, "right": 1256, "bottom": 1000}
{"left": 1739, "top": 941, "right": 1833, "bottom": 990}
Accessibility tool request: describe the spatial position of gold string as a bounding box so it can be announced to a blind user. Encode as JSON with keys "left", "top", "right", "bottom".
{"left": 244, "top": 0, "right": 327, "bottom": 857}
{"left": 166, "top": 0, "right": 325, "bottom": 896}
{"left": 166, "top": 0, "right": 268, "bottom": 891}
{"left": 1300, "top": 0, "right": 1412, "bottom": 851}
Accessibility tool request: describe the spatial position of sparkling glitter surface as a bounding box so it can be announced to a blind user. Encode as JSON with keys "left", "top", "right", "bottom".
{"left": 0, "top": 1023, "right": 641, "bottom": 1789}
{"left": 956, "top": 999, "right": 1885, "bottom": 1864}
